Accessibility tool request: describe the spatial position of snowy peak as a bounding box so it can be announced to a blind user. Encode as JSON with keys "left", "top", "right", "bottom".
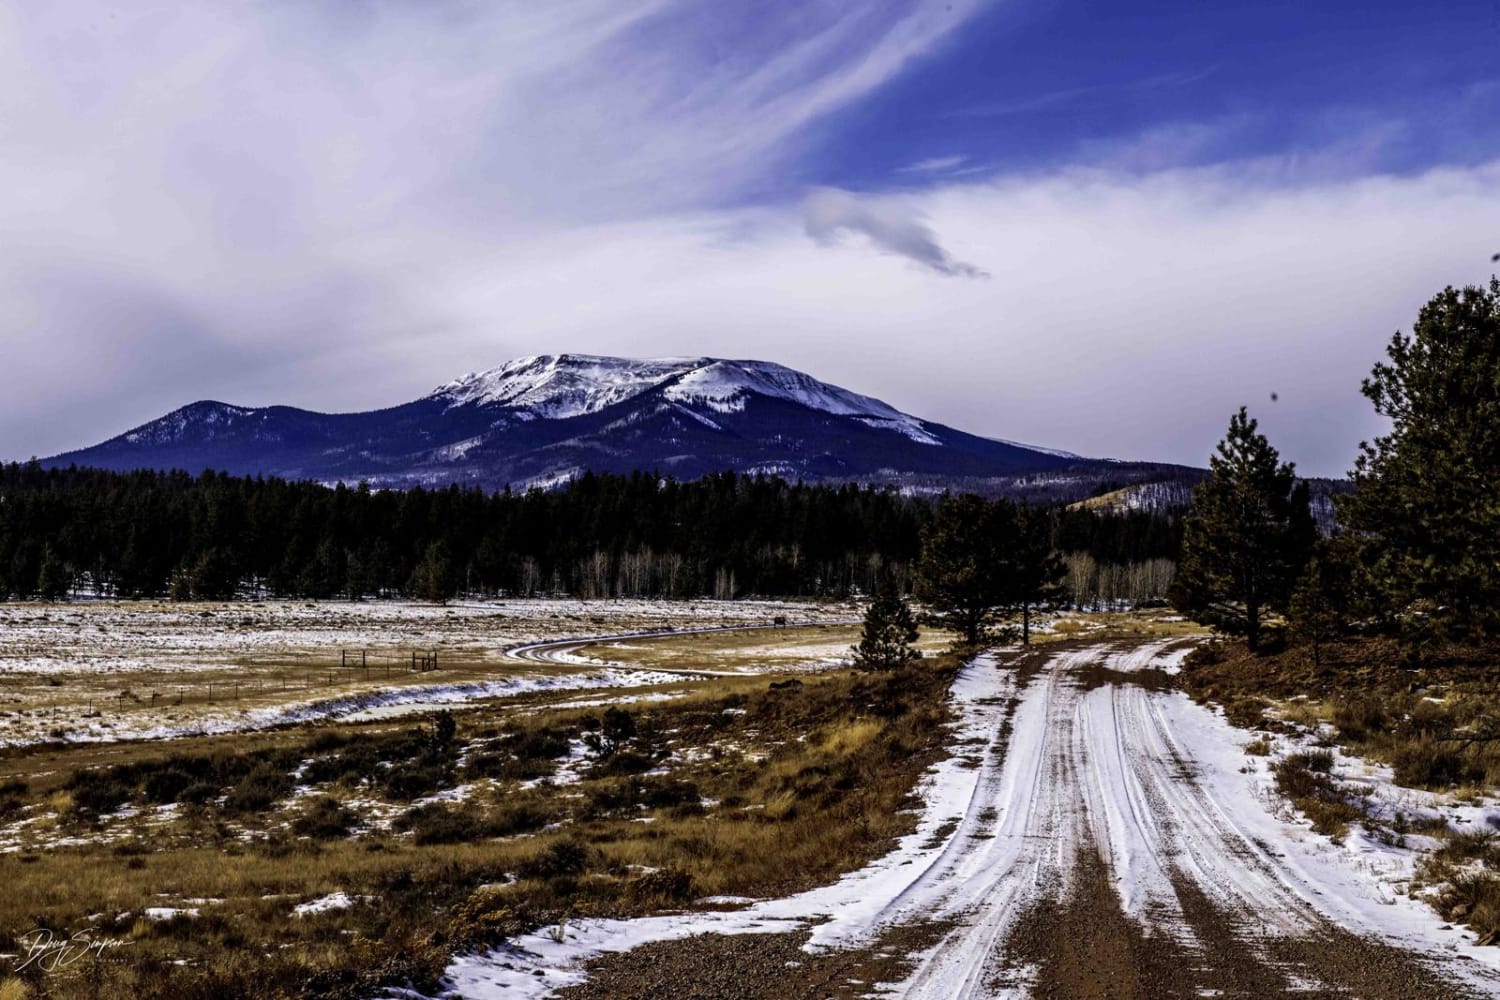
{"left": 434, "top": 354, "right": 701, "bottom": 419}
{"left": 52, "top": 352, "right": 1119, "bottom": 497}
{"left": 431, "top": 354, "right": 929, "bottom": 436}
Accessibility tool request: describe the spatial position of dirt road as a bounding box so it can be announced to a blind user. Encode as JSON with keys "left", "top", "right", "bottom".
{"left": 438, "top": 639, "right": 1500, "bottom": 999}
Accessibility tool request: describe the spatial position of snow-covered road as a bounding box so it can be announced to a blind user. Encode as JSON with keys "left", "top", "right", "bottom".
{"left": 501, "top": 618, "right": 858, "bottom": 674}
{"left": 427, "top": 640, "right": 1500, "bottom": 999}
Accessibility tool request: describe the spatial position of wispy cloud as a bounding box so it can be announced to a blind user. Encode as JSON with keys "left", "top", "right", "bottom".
{"left": 801, "top": 187, "right": 988, "bottom": 278}
{"left": 947, "top": 68, "right": 1217, "bottom": 119}
{"left": 898, "top": 154, "right": 968, "bottom": 173}
{"left": 0, "top": 1, "right": 989, "bottom": 457}
{"left": 2, "top": 4, "right": 1494, "bottom": 483}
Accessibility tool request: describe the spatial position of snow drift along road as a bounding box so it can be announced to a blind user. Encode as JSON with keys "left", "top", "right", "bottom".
{"left": 425, "top": 640, "right": 1500, "bottom": 1000}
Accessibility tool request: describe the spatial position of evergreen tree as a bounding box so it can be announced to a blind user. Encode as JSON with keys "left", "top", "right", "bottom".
{"left": 1007, "top": 506, "right": 1066, "bottom": 646}
{"left": 916, "top": 494, "right": 1011, "bottom": 644}
{"left": 187, "top": 547, "right": 240, "bottom": 600}
{"left": 407, "top": 542, "right": 459, "bottom": 604}
{"left": 1340, "top": 279, "right": 1500, "bottom": 644}
{"left": 852, "top": 577, "right": 921, "bottom": 670}
{"left": 169, "top": 571, "right": 193, "bottom": 602}
{"left": 36, "top": 545, "right": 70, "bottom": 601}
{"left": 1172, "top": 408, "right": 1313, "bottom": 650}
{"left": 1288, "top": 553, "right": 1346, "bottom": 669}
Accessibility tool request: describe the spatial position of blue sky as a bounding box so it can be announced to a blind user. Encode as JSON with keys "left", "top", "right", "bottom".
{"left": 1, "top": 1, "right": 1497, "bottom": 476}
{"left": 812, "top": 0, "right": 1500, "bottom": 187}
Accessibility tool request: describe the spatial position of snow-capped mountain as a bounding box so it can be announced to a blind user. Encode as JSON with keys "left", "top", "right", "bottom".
{"left": 434, "top": 355, "right": 943, "bottom": 444}
{"left": 47, "top": 354, "right": 1171, "bottom": 496}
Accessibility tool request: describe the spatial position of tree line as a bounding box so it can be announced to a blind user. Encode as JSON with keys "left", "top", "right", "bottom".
{"left": 0, "top": 463, "right": 1180, "bottom": 604}
{"left": 1173, "top": 277, "right": 1500, "bottom": 656}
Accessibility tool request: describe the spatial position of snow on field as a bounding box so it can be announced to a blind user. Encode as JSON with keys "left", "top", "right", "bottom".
{"left": 415, "top": 640, "right": 1500, "bottom": 1000}
{"left": 0, "top": 599, "right": 851, "bottom": 747}
{"left": 0, "top": 598, "right": 850, "bottom": 676}
{"left": 293, "top": 892, "right": 374, "bottom": 917}
{"left": 418, "top": 653, "right": 1023, "bottom": 1000}
{"left": 3, "top": 668, "right": 691, "bottom": 749}
{"left": 143, "top": 906, "right": 199, "bottom": 921}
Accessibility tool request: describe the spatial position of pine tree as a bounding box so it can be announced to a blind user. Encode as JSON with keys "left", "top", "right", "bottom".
{"left": 407, "top": 541, "right": 458, "bottom": 604}
{"left": 853, "top": 577, "right": 921, "bottom": 670}
{"left": 916, "top": 494, "right": 1010, "bottom": 644}
{"left": 1340, "top": 279, "right": 1500, "bottom": 644}
{"left": 188, "top": 547, "right": 240, "bottom": 600}
{"left": 1288, "top": 553, "right": 1346, "bottom": 669}
{"left": 36, "top": 545, "right": 70, "bottom": 601}
{"left": 1173, "top": 408, "right": 1313, "bottom": 650}
{"left": 1007, "top": 505, "right": 1065, "bottom": 646}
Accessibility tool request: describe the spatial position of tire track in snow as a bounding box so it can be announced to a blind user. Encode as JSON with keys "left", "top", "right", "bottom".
{"left": 424, "top": 639, "right": 1500, "bottom": 1000}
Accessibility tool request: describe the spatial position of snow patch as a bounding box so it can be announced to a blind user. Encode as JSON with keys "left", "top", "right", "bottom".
{"left": 293, "top": 892, "right": 373, "bottom": 917}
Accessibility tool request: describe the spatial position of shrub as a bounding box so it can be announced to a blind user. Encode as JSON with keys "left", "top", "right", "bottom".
{"left": 142, "top": 768, "right": 196, "bottom": 804}
{"left": 1183, "top": 641, "right": 1226, "bottom": 668}
{"left": 67, "top": 771, "right": 134, "bottom": 814}
{"left": 502, "top": 727, "right": 571, "bottom": 761}
{"left": 1272, "top": 750, "right": 1363, "bottom": 838}
{"left": 291, "top": 796, "right": 359, "bottom": 839}
{"left": 179, "top": 781, "right": 220, "bottom": 807}
{"left": 590, "top": 750, "right": 655, "bottom": 777}
{"left": 1272, "top": 750, "right": 1334, "bottom": 799}
{"left": 1391, "top": 738, "right": 1483, "bottom": 788}
{"left": 463, "top": 752, "right": 554, "bottom": 782}
{"left": 1432, "top": 829, "right": 1500, "bottom": 868}
{"left": 1331, "top": 698, "right": 1389, "bottom": 742}
{"left": 1436, "top": 871, "right": 1500, "bottom": 936}
{"left": 490, "top": 804, "right": 550, "bottom": 838}
{"left": 626, "top": 868, "right": 696, "bottom": 906}
{"left": 396, "top": 803, "right": 493, "bottom": 845}
{"left": 586, "top": 777, "right": 700, "bottom": 817}
{"left": 447, "top": 886, "right": 531, "bottom": 947}
{"left": 380, "top": 760, "right": 451, "bottom": 801}
{"left": 519, "top": 839, "right": 591, "bottom": 879}
{"left": 223, "top": 762, "right": 293, "bottom": 814}
{"left": 583, "top": 707, "right": 636, "bottom": 758}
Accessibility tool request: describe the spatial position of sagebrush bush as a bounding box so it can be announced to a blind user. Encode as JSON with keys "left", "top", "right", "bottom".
{"left": 396, "top": 803, "right": 493, "bottom": 845}
{"left": 68, "top": 770, "right": 135, "bottom": 814}
{"left": 1272, "top": 750, "right": 1363, "bottom": 838}
{"left": 1331, "top": 697, "right": 1388, "bottom": 742}
{"left": 519, "top": 839, "right": 592, "bottom": 879}
{"left": 291, "top": 796, "right": 359, "bottom": 839}
{"left": 223, "top": 762, "right": 292, "bottom": 814}
{"left": 1391, "top": 738, "right": 1482, "bottom": 788}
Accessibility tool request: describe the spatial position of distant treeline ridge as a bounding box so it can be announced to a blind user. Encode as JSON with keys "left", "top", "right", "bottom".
{"left": 0, "top": 463, "right": 1180, "bottom": 603}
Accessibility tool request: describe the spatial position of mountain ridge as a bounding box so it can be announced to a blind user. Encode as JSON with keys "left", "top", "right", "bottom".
{"left": 47, "top": 354, "right": 1191, "bottom": 500}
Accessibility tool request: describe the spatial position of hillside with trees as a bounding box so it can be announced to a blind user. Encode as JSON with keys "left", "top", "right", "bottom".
{"left": 0, "top": 464, "right": 1180, "bottom": 605}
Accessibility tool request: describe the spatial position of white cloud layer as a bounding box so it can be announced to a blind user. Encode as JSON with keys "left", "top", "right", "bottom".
{"left": 1, "top": 3, "right": 1497, "bottom": 480}
{"left": 384, "top": 161, "right": 1500, "bottom": 478}
{"left": 0, "top": 0, "right": 985, "bottom": 459}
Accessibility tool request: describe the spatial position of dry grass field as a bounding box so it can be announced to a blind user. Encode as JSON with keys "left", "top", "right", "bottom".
{"left": 0, "top": 599, "right": 954, "bottom": 999}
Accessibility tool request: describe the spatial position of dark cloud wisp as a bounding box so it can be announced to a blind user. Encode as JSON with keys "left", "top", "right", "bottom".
{"left": 802, "top": 187, "right": 987, "bottom": 278}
